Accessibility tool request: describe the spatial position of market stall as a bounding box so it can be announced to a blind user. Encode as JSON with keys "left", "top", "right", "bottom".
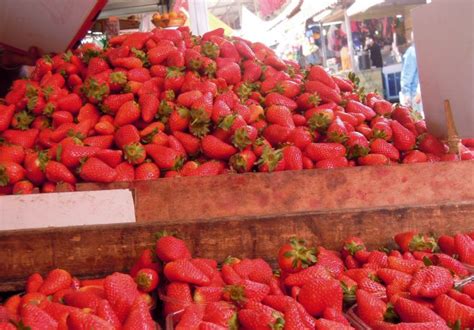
{"left": 0, "top": 0, "right": 473, "bottom": 329}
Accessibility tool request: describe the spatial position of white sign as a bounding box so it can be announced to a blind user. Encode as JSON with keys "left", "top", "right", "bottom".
{"left": 0, "top": 189, "right": 135, "bottom": 231}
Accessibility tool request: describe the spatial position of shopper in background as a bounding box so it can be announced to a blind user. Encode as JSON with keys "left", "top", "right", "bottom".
{"left": 400, "top": 31, "right": 422, "bottom": 114}
{"left": 364, "top": 36, "right": 383, "bottom": 68}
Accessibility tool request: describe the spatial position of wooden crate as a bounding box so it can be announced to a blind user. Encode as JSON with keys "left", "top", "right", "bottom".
{"left": 1, "top": 161, "right": 473, "bottom": 291}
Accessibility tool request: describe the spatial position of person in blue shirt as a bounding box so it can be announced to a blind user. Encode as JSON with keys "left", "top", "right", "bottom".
{"left": 400, "top": 33, "right": 423, "bottom": 114}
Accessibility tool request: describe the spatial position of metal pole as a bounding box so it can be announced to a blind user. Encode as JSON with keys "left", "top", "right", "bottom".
{"left": 319, "top": 22, "right": 328, "bottom": 67}
{"left": 344, "top": 9, "right": 356, "bottom": 71}
{"left": 188, "top": 0, "right": 209, "bottom": 35}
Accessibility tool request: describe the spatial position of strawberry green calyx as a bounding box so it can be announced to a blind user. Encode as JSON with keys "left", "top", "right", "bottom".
{"left": 344, "top": 241, "right": 365, "bottom": 256}
{"left": 109, "top": 71, "right": 127, "bottom": 86}
{"left": 177, "top": 106, "right": 189, "bottom": 119}
{"left": 42, "top": 86, "right": 54, "bottom": 100}
{"left": 136, "top": 272, "right": 152, "bottom": 290}
{"left": 383, "top": 303, "right": 400, "bottom": 323}
{"left": 189, "top": 58, "right": 202, "bottom": 71}
{"left": 232, "top": 127, "right": 252, "bottom": 150}
{"left": 153, "top": 230, "right": 178, "bottom": 240}
{"left": 13, "top": 111, "right": 34, "bottom": 130}
{"left": 201, "top": 41, "right": 219, "bottom": 59}
{"left": 38, "top": 151, "right": 49, "bottom": 172}
{"left": 347, "top": 145, "right": 369, "bottom": 159}
{"left": 141, "top": 128, "right": 159, "bottom": 144}
{"left": 236, "top": 82, "right": 254, "bottom": 101}
{"left": 257, "top": 146, "right": 283, "bottom": 172}
{"left": 62, "top": 50, "right": 73, "bottom": 62}
{"left": 271, "top": 314, "right": 285, "bottom": 330}
{"left": 131, "top": 48, "right": 150, "bottom": 67}
{"left": 164, "top": 90, "right": 176, "bottom": 101}
{"left": 171, "top": 156, "right": 185, "bottom": 171}
{"left": 82, "top": 78, "right": 109, "bottom": 103}
{"left": 166, "top": 66, "right": 185, "bottom": 79}
{"left": 124, "top": 143, "right": 145, "bottom": 164}
{"left": 223, "top": 256, "right": 241, "bottom": 265}
{"left": 157, "top": 100, "right": 174, "bottom": 123}
{"left": 308, "top": 113, "right": 331, "bottom": 133}
{"left": 328, "top": 131, "right": 348, "bottom": 144}
{"left": 372, "top": 128, "right": 387, "bottom": 140}
{"left": 308, "top": 94, "right": 321, "bottom": 107}
{"left": 286, "top": 237, "right": 317, "bottom": 269}
{"left": 189, "top": 108, "right": 210, "bottom": 138}
{"left": 203, "top": 61, "right": 216, "bottom": 77}
{"left": 0, "top": 165, "right": 9, "bottom": 186}
{"left": 224, "top": 285, "right": 245, "bottom": 304}
{"left": 218, "top": 114, "right": 237, "bottom": 131}
{"left": 228, "top": 313, "right": 239, "bottom": 330}
{"left": 408, "top": 234, "right": 438, "bottom": 252}
{"left": 341, "top": 281, "right": 356, "bottom": 304}
{"left": 229, "top": 153, "right": 251, "bottom": 173}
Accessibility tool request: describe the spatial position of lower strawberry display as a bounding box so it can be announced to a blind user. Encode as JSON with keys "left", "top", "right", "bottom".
{"left": 0, "top": 231, "right": 473, "bottom": 329}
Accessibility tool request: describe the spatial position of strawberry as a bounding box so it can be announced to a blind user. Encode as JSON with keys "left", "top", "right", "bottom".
{"left": 346, "top": 100, "right": 376, "bottom": 120}
{"left": 114, "top": 100, "right": 140, "bottom": 127}
{"left": 21, "top": 304, "right": 58, "bottom": 329}
{"left": 394, "top": 232, "right": 437, "bottom": 253}
{"left": 395, "top": 297, "right": 444, "bottom": 323}
{"left": 202, "top": 135, "right": 237, "bottom": 160}
{"left": 448, "top": 289, "right": 474, "bottom": 308}
{"left": 67, "top": 309, "right": 114, "bottom": 330}
{"left": 437, "top": 235, "right": 455, "bottom": 256}
{"left": 135, "top": 162, "right": 160, "bottom": 181}
{"left": 391, "top": 120, "right": 416, "bottom": 151}
{"left": 80, "top": 157, "right": 117, "bottom": 183}
{"left": 96, "top": 299, "right": 121, "bottom": 329}
{"left": 418, "top": 133, "right": 446, "bottom": 156}
{"left": 409, "top": 266, "right": 453, "bottom": 298}
{"left": 114, "top": 124, "right": 140, "bottom": 150}
{"left": 2, "top": 128, "right": 39, "bottom": 149}
{"left": 101, "top": 93, "right": 134, "bottom": 114}
{"left": 372, "top": 99, "right": 393, "bottom": 116}
{"left": 0, "top": 161, "right": 25, "bottom": 187}
{"left": 356, "top": 289, "right": 388, "bottom": 327}
{"left": 377, "top": 268, "right": 412, "bottom": 287}
{"left": 164, "top": 282, "right": 193, "bottom": 316}
{"left": 104, "top": 272, "right": 140, "bottom": 323}
{"left": 403, "top": 150, "right": 427, "bottom": 163}
{"left": 45, "top": 160, "right": 76, "bottom": 184}
{"left": 63, "top": 291, "right": 102, "bottom": 310}
{"left": 370, "top": 138, "right": 400, "bottom": 160}
{"left": 266, "top": 105, "right": 295, "bottom": 128}
{"left": 114, "top": 56, "right": 143, "bottom": 69}
{"left": 94, "top": 149, "right": 123, "bottom": 168}
{"left": 264, "top": 93, "right": 297, "bottom": 111}
{"left": 61, "top": 144, "right": 99, "bottom": 168}
{"left": 304, "top": 143, "right": 346, "bottom": 162}
{"left": 372, "top": 121, "right": 393, "bottom": 140}
{"left": 434, "top": 294, "right": 474, "bottom": 329}
{"left": 122, "top": 296, "right": 155, "bottom": 330}
{"left": 229, "top": 149, "right": 256, "bottom": 173}
{"left": 123, "top": 142, "right": 146, "bottom": 165}
{"left": 388, "top": 256, "right": 424, "bottom": 274}
{"left": 155, "top": 232, "right": 191, "bottom": 262}
{"left": 277, "top": 238, "right": 316, "bottom": 274}
{"left": 358, "top": 153, "right": 390, "bottom": 166}
{"left": 327, "top": 117, "right": 348, "bottom": 143}
{"left": 373, "top": 321, "right": 449, "bottom": 329}
{"left": 359, "top": 277, "right": 387, "bottom": 296}
{"left": 305, "top": 81, "right": 341, "bottom": 104}
{"left": 288, "top": 127, "right": 313, "bottom": 150}
{"left": 298, "top": 278, "right": 342, "bottom": 317}
{"left": 283, "top": 303, "right": 310, "bottom": 330}
{"left": 134, "top": 268, "right": 159, "bottom": 293}
{"left": 0, "top": 104, "right": 14, "bottom": 132}
{"left": 164, "top": 259, "right": 211, "bottom": 286}
{"left": 216, "top": 62, "right": 241, "bottom": 85}
{"left": 284, "top": 265, "right": 332, "bottom": 287}
{"left": 317, "top": 248, "right": 345, "bottom": 278}
{"left": 25, "top": 273, "right": 44, "bottom": 294}
{"left": 454, "top": 234, "right": 474, "bottom": 265}
{"left": 262, "top": 124, "right": 292, "bottom": 146}
{"left": 307, "top": 65, "right": 336, "bottom": 89}
{"left": 138, "top": 93, "right": 159, "bottom": 123}
{"left": 282, "top": 145, "right": 303, "bottom": 170}
{"left": 38, "top": 269, "right": 72, "bottom": 295}
{"left": 145, "top": 144, "right": 184, "bottom": 170}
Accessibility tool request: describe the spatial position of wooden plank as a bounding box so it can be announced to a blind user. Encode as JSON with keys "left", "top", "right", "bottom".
{"left": 76, "top": 161, "right": 474, "bottom": 222}
{"left": 1, "top": 201, "right": 473, "bottom": 292}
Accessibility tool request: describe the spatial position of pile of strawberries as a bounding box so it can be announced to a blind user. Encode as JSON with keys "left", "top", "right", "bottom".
{"left": 2, "top": 230, "right": 472, "bottom": 329}
{"left": 1, "top": 27, "right": 473, "bottom": 194}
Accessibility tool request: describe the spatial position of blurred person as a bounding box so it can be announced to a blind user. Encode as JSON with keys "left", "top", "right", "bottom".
{"left": 400, "top": 31, "right": 421, "bottom": 113}
{"left": 340, "top": 38, "right": 352, "bottom": 71}
{"left": 365, "top": 36, "right": 383, "bottom": 68}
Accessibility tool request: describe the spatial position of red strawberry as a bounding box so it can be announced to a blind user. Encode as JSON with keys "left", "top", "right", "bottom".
{"left": 262, "top": 124, "right": 292, "bottom": 146}
{"left": 38, "top": 269, "right": 72, "bottom": 295}
{"left": 134, "top": 268, "right": 159, "bottom": 293}
{"left": 45, "top": 160, "right": 76, "bottom": 184}
{"left": 12, "top": 180, "right": 33, "bottom": 194}
{"left": 229, "top": 149, "right": 257, "bottom": 173}
{"left": 266, "top": 105, "right": 295, "bottom": 128}
{"left": 372, "top": 99, "right": 393, "bottom": 116}
{"left": 409, "top": 266, "right": 453, "bottom": 298}
{"left": 418, "top": 133, "right": 446, "bottom": 156}
{"left": 114, "top": 100, "right": 140, "bottom": 127}
{"left": 304, "top": 143, "right": 346, "bottom": 162}
{"left": 21, "top": 304, "right": 58, "bottom": 329}
{"left": 454, "top": 234, "right": 474, "bottom": 265}
{"left": 298, "top": 278, "right": 342, "bottom": 317}
{"left": 359, "top": 277, "right": 387, "bottom": 296}
{"left": 284, "top": 264, "right": 332, "bottom": 287}
{"left": 164, "top": 259, "right": 211, "bottom": 286}
{"left": 438, "top": 235, "right": 455, "bottom": 256}
{"left": 61, "top": 145, "right": 99, "bottom": 168}
{"left": 394, "top": 232, "right": 437, "bottom": 253}
{"left": 0, "top": 104, "right": 16, "bottom": 132}
{"left": 63, "top": 291, "right": 102, "bottom": 310}
{"left": 448, "top": 289, "right": 474, "bottom": 308}
{"left": 327, "top": 117, "right": 348, "bottom": 143}
{"left": 403, "top": 150, "right": 427, "bottom": 163}
{"left": 282, "top": 145, "right": 303, "bottom": 170}
{"left": 323, "top": 307, "right": 351, "bottom": 326}
{"left": 155, "top": 232, "right": 191, "bottom": 262}
{"left": 395, "top": 297, "right": 445, "bottom": 323}
{"left": 66, "top": 309, "right": 114, "bottom": 330}
{"left": 123, "top": 142, "right": 146, "bottom": 165}
{"left": 114, "top": 124, "right": 140, "bottom": 149}
{"left": 138, "top": 93, "right": 159, "bottom": 123}
{"left": 84, "top": 135, "right": 114, "bottom": 149}
{"left": 114, "top": 57, "right": 143, "bottom": 69}
{"left": 145, "top": 144, "right": 184, "bottom": 170}
{"left": 202, "top": 135, "right": 237, "bottom": 160}
{"left": 80, "top": 157, "right": 117, "bottom": 183}
{"left": 307, "top": 65, "right": 336, "bottom": 89}
{"left": 194, "top": 287, "right": 224, "bottom": 304}
{"left": 373, "top": 321, "right": 448, "bottom": 329}
{"left": 288, "top": 127, "right": 313, "bottom": 150}
{"left": 224, "top": 280, "right": 270, "bottom": 305}
{"left": 391, "top": 120, "right": 416, "bottom": 151}
{"left": 2, "top": 128, "right": 39, "bottom": 149}
{"left": 134, "top": 162, "right": 160, "bottom": 181}
{"left": 264, "top": 93, "right": 297, "bottom": 111}
{"left": 164, "top": 282, "right": 192, "bottom": 316}
{"left": 434, "top": 294, "right": 474, "bottom": 329}
{"left": 314, "top": 318, "right": 353, "bottom": 330}
{"left": 346, "top": 100, "right": 376, "bottom": 120}
{"left": 377, "top": 268, "right": 412, "bottom": 286}
{"left": 296, "top": 92, "right": 320, "bottom": 110}
{"left": 356, "top": 289, "right": 387, "bottom": 327}
{"left": 388, "top": 256, "right": 424, "bottom": 274}
{"left": 0, "top": 161, "right": 25, "bottom": 187}
{"left": 104, "top": 272, "right": 140, "bottom": 323}
{"left": 283, "top": 303, "right": 310, "bottom": 330}
{"left": 358, "top": 153, "right": 390, "bottom": 166}
{"left": 216, "top": 62, "right": 241, "bottom": 85}
{"left": 122, "top": 296, "right": 155, "bottom": 330}
{"left": 372, "top": 121, "right": 393, "bottom": 140}
{"left": 101, "top": 93, "right": 134, "bottom": 114}
{"left": 370, "top": 139, "right": 400, "bottom": 160}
